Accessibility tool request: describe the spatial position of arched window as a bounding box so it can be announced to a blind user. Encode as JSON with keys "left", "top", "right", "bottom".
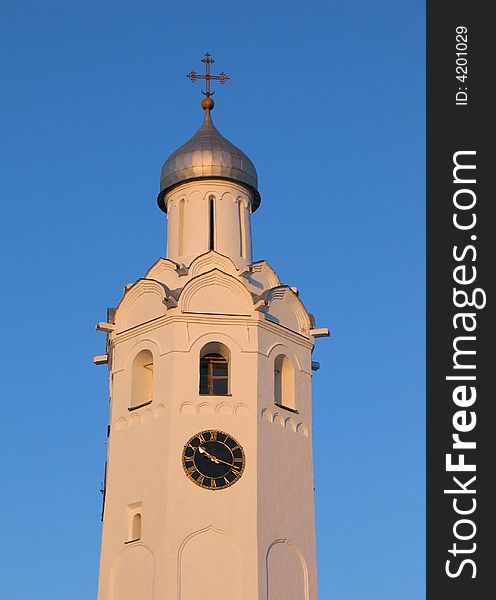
{"left": 208, "top": 195, "right": 216, "bottom": 251}
{"left": 132, "top": 513, "right": 141, "bottom": 541}
{"left": 131, "top": 350, "right": 153, "bottom": 409}
{"left": 199, "top": 342, "right": 230, "bottom": 396}
{"left": 274, "top": 355, "right": 296, "bottom": 410}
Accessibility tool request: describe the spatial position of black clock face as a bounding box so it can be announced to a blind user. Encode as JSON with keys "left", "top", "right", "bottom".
{"left": 182, "top": 430, "right": 245, "bottom": 490}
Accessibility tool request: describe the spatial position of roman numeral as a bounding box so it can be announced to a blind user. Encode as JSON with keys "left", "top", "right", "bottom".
{"left": 211, "top": 478, "right": 217, "bottom": 488}
{"left": 185, "top": 465, "right": 196, "bottom": 475}
{"left": 198, "top": 433, "right": 206, "bottom": 444}
{"left": 210, "top": 431, "right": 217, "bottom": 441}
{"left": 197, "top": 474, "right": 205, "bottom": 485}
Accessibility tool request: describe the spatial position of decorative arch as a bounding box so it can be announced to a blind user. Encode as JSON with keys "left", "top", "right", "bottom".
{"left": 216, "top": 401, "right": 232, "bottom": 415}
{"left": 266, "top": 343, "right": 303, "bottom": 372}
{"left": 178, "top": 269, "right": 253, "bottom": 315}
{"left": 179, "top": 401, "right": 195, "bottom": 415}
{"left": 129, "top": 413, "right": 140, "bottom": 427}
{"left": 166, "top": 191, "right": 187, "bottom": 213}
{"left": 197, "top": 401, "right": 214, "bottom": 414}
{"left": 265, "top": 286, "right": 311, "bottom": 336}
{"left": 109, "top": 544, "right": 154, "bottom": 600}
{"left": 232, "top": 192, "right": 250, "bottom": 210}
{"left": 199, "top": 340, "right": 231, "bottom": 358}
{"left": 187, "top": 330, "right": 243, "bottom": 354}
{"left": 188, "top": 251, "right": 238, "bottom": 278}
{"left": 115, "top": 417, "right": 127, "bottom": 430}
{"left": 145, "top": 258, "right": 182, "bottom": 288}
{"left": 285, "top": 416, "right": 297, "bottom": 431}
{"left": 250, "top": 261, "right": 281, "bottom": 288}
{"left": 125, "top": 339, "right": 161, "bottom": 369}
{"left": 141, "top": 408, "right": 153, "bottom": 423}
{"left": 154, "top": 403, "right": 166, "bottom": 418}
{"left": 115, "top": 279, "right": 169, "bottom": 332}
{"left": 178, "top": 526, "right": 242, "bottom": 600}
{"left": 261, "top": 408, "right": 274, "bottom": 422}
{"left": 266, "top": 539, "right": 309, "bottom": 600}
{"left": 296, "top": 422, "right": 309, "bottom": 437}
{"left": 234, "top": 403, "right": 250, "bottom": 416}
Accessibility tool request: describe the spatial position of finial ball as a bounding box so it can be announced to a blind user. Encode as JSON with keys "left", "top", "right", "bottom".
{"left": 201, "top": 97, "right": 215, "bottom": 111}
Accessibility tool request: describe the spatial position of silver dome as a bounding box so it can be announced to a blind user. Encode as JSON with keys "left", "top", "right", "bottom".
{"left": 158, "top": 112, "right": 260, "bottom": 212}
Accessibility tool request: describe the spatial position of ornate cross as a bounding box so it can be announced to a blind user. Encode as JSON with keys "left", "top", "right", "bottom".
{"left": 187, "top": 53, "right": 230, "bottom": 99}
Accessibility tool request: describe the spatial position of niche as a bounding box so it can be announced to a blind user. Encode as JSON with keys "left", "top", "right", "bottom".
{"left": 131, "top": 350, "right": 153, "bottom": 409}
{"left": 274, "top": 354, "right": 296, "bottom": 411}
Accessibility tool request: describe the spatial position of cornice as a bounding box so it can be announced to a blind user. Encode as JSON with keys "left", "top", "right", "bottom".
{"left": 112, "top": 312, "right": 313, "bottom": 351}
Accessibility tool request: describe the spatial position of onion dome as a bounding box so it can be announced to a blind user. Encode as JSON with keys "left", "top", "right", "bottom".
{"left": 157, "top": 105, "right": 260, "bottom": 213}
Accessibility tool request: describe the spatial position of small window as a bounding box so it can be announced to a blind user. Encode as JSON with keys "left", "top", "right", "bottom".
{"left": 130, "top": 350, "right": 153, "bottom": 409}
{"left": 200, "top": 353, "right": 228, "bottom": 395}
{"left": 126, "top": 503, "right": 142, "bottom": 544}
{"left": 274, "top": 354, "right": 296, "bottom": 411}
{"left": 132, "top": 513, "right": 141, "bottom": 541}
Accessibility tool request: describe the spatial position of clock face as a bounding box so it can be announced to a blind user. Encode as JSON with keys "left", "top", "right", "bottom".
{"left": 182, "top": 430, "right": 245, "bottom": 490}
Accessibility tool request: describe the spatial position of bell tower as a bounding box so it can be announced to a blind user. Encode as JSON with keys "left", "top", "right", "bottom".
{"left": 95, "top": 54, "right": 329, "bottom": 600}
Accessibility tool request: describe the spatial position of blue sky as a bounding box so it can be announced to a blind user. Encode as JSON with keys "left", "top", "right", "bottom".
{"left": 0, "top": 1, "right": 425, "bottom": 598}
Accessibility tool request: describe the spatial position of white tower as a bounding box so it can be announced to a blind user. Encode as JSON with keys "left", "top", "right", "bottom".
{"left": 95, "top": 55, "right": 329, "bottom": 600}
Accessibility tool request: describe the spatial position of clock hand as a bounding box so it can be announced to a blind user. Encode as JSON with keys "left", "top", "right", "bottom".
{"left": 198, "top": 446, "right": 220, "bottom": 463}
{"left": 198, "top": 446, "right": 240, "bottom": 470}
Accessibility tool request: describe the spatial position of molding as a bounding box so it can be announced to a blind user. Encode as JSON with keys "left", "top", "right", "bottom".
{"left": 179, "top": 400, "right": 250, "bottom": 416}
{"left": 113, "top": 313, "right": 313, "bottom": 351}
